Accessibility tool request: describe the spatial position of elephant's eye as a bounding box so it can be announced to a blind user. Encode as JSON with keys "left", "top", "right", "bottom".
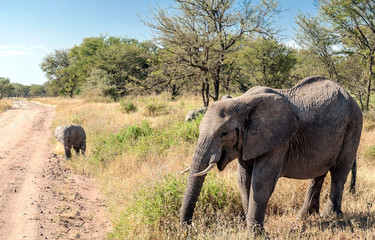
{"left": 220, "top": 132, "right": 228, "bottom": 138}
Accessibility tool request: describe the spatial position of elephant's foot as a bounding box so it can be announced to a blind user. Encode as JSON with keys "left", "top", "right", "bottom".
{"left": 297, "top": 206, "right": 319, "bottom": 220}
{"left": 289, "top": 220, "right": 307, "bottom": 236}
{"left": 322, "top": 202, "right": 343, "bottom": 217}
{"left": 247, "top": 223, "right": 268, "bottom": 240}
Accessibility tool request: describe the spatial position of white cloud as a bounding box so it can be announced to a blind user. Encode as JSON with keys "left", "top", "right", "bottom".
{"left": 0, "top": 43, "right": 26, "bottom": 49}
{"left": 283, "top": 39, "right": 301, "bottom": 50}
{"left": 0, "top": 43, "right": 49, "bottom": 56}
{"left": 0, "top": 51, "right": 34, "bottom": 57}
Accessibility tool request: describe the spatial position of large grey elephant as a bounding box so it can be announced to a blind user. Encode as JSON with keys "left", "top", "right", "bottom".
{"left": 55, "top": 124, "right": 86, "bottom": 159}
{"left": 180, "top": 76, "right": 362, "bottom": 234}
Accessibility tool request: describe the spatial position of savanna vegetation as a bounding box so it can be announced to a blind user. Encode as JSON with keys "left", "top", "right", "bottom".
{"left": 0, "top": 98, "right": 12, "bottom": 113}
{"left": 36, "top": 94, "right": 375, "bottom": 239}
{"left": 2, "top": 0, "right": 375, "bottom": 238}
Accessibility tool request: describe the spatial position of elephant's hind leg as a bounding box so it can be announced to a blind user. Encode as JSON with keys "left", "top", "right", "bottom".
{"left": 298, "top": 173, "right": 326, "bottom": 218}
{"left": 323, "top": 143, "right": 359, "bottom": 216}
{"left": 73, "top": 146, "right": 80, "bottom": 155}
{"left": 80, "top": 141, "right": 86, "bottom": 155}
{"left": 323, "top": 171, "right": 346, "bottom": 216}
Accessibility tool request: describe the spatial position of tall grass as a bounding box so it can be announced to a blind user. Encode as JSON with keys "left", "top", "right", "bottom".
{"left": 0, "top": 99, "right": 12, "bottom": 112}
{"left": 36, "top": 95, "right": 375, "bottom": 239}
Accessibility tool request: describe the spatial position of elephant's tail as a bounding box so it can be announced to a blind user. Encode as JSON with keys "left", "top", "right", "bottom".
{"left": 349, "top": 160, "right": 356, "bottom": 194}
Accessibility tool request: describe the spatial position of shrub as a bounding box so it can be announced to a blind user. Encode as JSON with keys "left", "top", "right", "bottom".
{"left": 146, "top": 102, "right": 169, "bottom": 116}
{"left": 120, "top": 101, "right": 137, "bottom": 113}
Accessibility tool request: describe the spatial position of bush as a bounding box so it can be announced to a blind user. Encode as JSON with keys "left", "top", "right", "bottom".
{"left": 146, "top": 102, "right": 169, "bottom": 116}
{"left": 120, "top": 101, "right": 137, "bottom": 113}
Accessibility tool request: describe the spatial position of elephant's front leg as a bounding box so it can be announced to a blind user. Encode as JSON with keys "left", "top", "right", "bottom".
{"left": 73, "top": 146, "right": 80, "bottom": 155}
{"left": 237, "top": 158, "right": 253, "bottom": 217}
{"left": 64, "top": 146, "right": 72, "bottom": 159}
{"left": 246, "top": 148, "right": 284, "bottom": 234}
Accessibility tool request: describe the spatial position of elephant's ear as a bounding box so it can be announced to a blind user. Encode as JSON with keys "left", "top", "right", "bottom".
{"left": 242, "top": 93, "right": 299, "bottom": 160}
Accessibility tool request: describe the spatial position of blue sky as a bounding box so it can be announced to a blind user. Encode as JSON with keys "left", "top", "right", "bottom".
{"left": 0, "top": 0, "right": 318, "bottom": 85}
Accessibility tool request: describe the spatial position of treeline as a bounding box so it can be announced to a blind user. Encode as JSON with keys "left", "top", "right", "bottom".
{"left": 0, "top": 77, "right": 45, "bottom": 99}
{"left": 2, "top": 0, "right": 374, "bottom": 110}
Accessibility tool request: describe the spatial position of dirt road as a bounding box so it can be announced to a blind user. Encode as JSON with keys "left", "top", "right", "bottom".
{"left": 0, "top": 100, "right": 111, "bottom": 239}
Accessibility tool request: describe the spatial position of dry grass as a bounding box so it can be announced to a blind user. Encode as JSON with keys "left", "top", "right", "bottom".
{"left": 0, "top": 98, "right": 13, "bottom": 112}
{"left": 36, "top": 96, "right": 375, "bottom": 239}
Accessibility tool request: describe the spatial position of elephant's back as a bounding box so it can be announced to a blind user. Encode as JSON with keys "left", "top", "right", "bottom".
{"left": 286, "top": 77, "right": 354, "bottom": 123}
{"left": 281, "top": 77, "right": 362, "bottom": 179}
{"left": 71, "top": 125, "right": 86, "bottom": 139}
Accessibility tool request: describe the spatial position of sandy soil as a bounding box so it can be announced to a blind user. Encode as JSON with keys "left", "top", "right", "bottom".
{"left": 0, "top": 100, "right": 111, "bottom": 239}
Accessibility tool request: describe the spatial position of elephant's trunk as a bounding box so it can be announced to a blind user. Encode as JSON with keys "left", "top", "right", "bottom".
{"left": 180, "top": 171, "right": 206, "bottom": 226}
{"left": 180, "top": 137, "right": 219, "bottom": 227}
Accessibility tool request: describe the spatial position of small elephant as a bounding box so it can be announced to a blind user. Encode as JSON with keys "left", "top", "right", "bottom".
{"left": 185, "top": 107, "right": 207, "bottom": 121}
{"left": 180, "top": 76, "right": 362, "bottom": 235}
{"left": 184, "top": 95, "right": 232, "bottom": 122}
{"left": 55, "top": 124, "right": 86, "bottom": 159}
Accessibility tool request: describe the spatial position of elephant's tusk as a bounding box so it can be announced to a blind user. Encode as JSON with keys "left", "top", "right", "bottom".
{"left": 193, "top": 163, "right": 215, "bottom": 177}
{"left": 179, "top": 167, "right": 190, "bottom": 175}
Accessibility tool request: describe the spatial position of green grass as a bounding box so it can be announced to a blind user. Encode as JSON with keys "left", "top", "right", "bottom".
{"left": 365, "top": 146, "right": 375, "bottom": 160}
{"left": 109, "top": 172, "right": 243, "bottom": 239}
{"left": 89, "top": 116, "right": 201, "bottom": 169}
{"left": 90, "top": 121, "right": 154, "bottom": 166}
{"left": 120, "top": 101, "right": 138, "bottom": 113}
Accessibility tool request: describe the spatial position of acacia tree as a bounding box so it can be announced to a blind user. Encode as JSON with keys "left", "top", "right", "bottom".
{"left": 94, "top": 40, "right": 151, "bottom": 100}
{"left": 146, "top": 49, "right": 198, "bottom": 97}
{"left": 40, "top": 49, "right": 80, "bottom": 97}
{"left": 146, "top": 0, "right": 280, "bottom": 106}
{"left": 237, "top": 37, "right": 297, "bottom": 89}
{"left": 318, "top": 0, "right": 375, "bottom": 110}
{"left": 295, "top": 13, "right": 340, "bottom": 82}
{"left": 339, "top": 54, "right": 368, "bottom": 109}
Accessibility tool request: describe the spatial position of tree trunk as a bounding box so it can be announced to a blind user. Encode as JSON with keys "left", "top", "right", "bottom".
{"left": 365, "top": 54, "right": 374, "bottom": 111}
{"left": 201, "top": 80, "right": 210, "bottom": 107}
{"left": 213, "top": 68, "right": 220, "bottom": 101}
{"left": 171, "top": 84, "right": 179, "bottom": 100}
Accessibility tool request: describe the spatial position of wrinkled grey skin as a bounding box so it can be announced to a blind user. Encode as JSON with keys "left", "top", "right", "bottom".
{"left": 180, "top": 76, "right": 362, "bottom": 234}
{"left": 185, "top": 96, "right": 232, "bottom": 122}
{"left": 55, "top": 124, "right": 86, "bottom": 159}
